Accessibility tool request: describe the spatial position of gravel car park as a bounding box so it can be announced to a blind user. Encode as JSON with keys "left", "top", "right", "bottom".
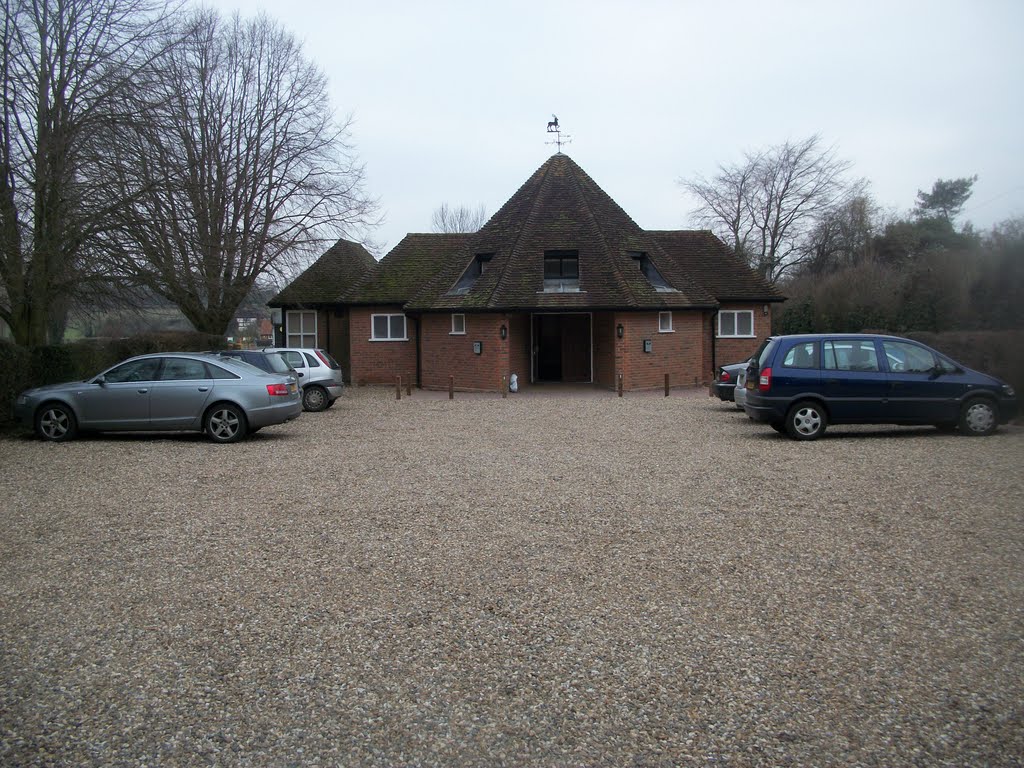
{"left": 1, "top": 387, "right": 1021, "bottom": 766}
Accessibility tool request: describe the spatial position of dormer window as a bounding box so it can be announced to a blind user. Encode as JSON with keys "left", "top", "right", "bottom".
{"left": 543, "top": 250, "right": 579, "bottom": 292}
{"left": 450, "top": 253, "right": 493, "bottom": 295}
{"left": 630, "top": 251, "right": 674, "bottom": 292}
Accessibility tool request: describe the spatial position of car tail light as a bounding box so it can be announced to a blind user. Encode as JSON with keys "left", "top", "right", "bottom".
{"left": 758, "top": 367, "right": 772, "bottom": 392}
{"left": 720, "top": 370, "right": 731, "bottom": 383}
{"left": 266, "top": 383, "right": 290, "bottom": 397}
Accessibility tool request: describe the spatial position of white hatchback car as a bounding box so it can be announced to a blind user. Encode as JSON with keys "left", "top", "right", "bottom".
{"left": 262, "top": 347, "right": 344, "bottom": 412}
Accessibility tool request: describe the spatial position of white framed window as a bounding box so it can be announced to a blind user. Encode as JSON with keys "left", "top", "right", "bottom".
{"left": 371, "top": 313, "right": 407, "bottom": 341}
{"left": 450, "top": 314, "right": 466, "bottom": 335}
{"left": 286, "top": 310, "right": 317, "bottom": 347}
{"left": 659, "top": 311, "right": 673, "bottom": 333}
{"left": 718, "top": 310, "right": 754, "bottom": 338}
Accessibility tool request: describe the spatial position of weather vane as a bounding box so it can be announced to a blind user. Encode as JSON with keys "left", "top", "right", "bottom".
{"left": 545, "top": 114, "right": 572, "bottom": 152}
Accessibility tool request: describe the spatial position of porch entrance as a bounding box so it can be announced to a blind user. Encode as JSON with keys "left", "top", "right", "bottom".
{"left": 532, "top": 313, "right": 592, "bottom": 383}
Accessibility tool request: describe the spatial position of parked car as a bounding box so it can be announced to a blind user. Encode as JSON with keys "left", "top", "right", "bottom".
{"left": 263, "top": 347, "right": 344, "bottom": 412}
{"left": 710, "top": 361, "right": 748, "bottom": 402}
{"left": 13, "top": 353, "right": 301, "bottom": 443}
{"left": 743, "top": 333, "right": 1018, "bottom": 440}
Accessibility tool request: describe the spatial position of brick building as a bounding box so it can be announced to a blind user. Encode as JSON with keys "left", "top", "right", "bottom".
{"left": 271, "top": 153, "right": 783, "bottom": 392}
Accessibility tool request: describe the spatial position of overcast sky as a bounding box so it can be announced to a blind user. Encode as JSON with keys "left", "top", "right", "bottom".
{"left": 207, "top": 0, "right": 1024, "bottom": 256}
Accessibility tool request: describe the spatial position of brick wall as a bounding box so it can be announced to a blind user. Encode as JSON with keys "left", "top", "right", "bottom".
{"left": 508, "top": 314, "right": 531, "bottom": 390}
{"left": 616, "top": 311, "right": 704, "bottom": 390}
{"left": 350, "top": 305, "right": 418, "bottom": 386}
{"left": 421, "top": 313, "right": 509, "bottom": 391}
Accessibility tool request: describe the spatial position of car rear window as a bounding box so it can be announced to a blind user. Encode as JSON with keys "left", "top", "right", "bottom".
{"left": 316, "top": 349, "right": 341, "bottom": 370}
{"left": 207, "top": 362, "right": 241, "bottom": 379}
{"left": 213, "top": 357, "right": 261, "bottom": 377}
{"left": 264, "top": 353, "right": 293, "bottom": 374}
{"left": 757, "top": 340, "right": 777, "bottom": 369}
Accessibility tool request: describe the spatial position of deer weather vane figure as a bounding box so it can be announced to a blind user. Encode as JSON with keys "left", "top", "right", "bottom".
{"left": 545, "top": 114, "right": 572, "bottom": 152}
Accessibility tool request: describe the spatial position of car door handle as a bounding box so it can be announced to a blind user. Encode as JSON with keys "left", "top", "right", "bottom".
{"left": 198, "top": 386, "right": 209, "bottom": 392}
{"left": 137, "top": 388, "right": 149, "bottom": 394}
{"left": 825, "top": 378, "right": 839, "bottom": 385}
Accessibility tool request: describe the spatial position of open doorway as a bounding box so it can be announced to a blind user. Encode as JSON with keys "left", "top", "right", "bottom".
{"left": 532, "top": 313, "right": 592, "bottom": 382}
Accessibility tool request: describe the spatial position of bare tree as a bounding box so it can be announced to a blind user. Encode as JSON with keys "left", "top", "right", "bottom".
{"left": 680, "top": 135, "right": 860, "bottom": 284}
{"left": 802, "top": 194, "right": 883, "bottom": 276}
{"left": 107, "top": 10, "right": 378, "bottom": 335}
{"left": 0, "top": 0, "right": 177, "bottom": 345}
{"left": 431, "top": 203, "right": 487, "bottom": 233}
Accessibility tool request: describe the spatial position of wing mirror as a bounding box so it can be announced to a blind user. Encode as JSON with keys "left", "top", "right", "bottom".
{"left": 93, "top": 374, "right": 106, "bottom": 386}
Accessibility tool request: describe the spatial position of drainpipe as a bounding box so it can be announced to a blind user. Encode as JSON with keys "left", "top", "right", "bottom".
{"left": 710, "top": 310, "right": 718, "bottom": 378}
{"left": 414, "top": 316, "right": 422, "bottom": 388}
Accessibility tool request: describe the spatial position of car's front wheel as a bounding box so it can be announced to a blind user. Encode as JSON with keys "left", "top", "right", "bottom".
{"left": 36, "top": 403, "right": 78, "bottom": 442}
{"left": 958, "top": 397, "right": 997, "bottom": 437}
{"left": 785, "top": 400, "right": 827, "bottom": 440}
{"left": 302, "top": 385, "right": 329, "bottom": 412}
{"left": 204, "top": 403, "right": 247, "bottom": 443}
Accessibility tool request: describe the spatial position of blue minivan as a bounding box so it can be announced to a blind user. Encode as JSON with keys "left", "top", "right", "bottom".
{"left": 743, "top": 334, "right": 1017, "bottom": 440}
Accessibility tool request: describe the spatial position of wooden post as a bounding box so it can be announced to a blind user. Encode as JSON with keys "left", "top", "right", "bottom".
{"left": 618, "top": 373, "right": 623, "bottom": 397}
{"left": 395, "top": 375, "right": 401, "bottom": 400}
{"left": 664, "top": 373, "right": 670, "bottom": 397}
{"left": 406, "top": 379, "right": 412, "bottom": 397}
{"left": 502, "top": 375, "right": 507, "bottom": 398}
{"left": 449, "top": 375, "right": 454, "bottom": 400}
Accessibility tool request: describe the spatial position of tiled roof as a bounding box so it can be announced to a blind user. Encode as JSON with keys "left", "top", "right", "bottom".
{"left": 269, "top": 239, "right": 376, "bottom": 306}
{"left": 647, "top": 231, "right": 784, "bottom": 302}
{"left": 280, "top": 155, "right": 784, "bottom": 312}
{"left": 406, "top": 154, "right": 717, "bottom": 311}
{"left": 344, "top": 233, "right": 471, "bottom": 305}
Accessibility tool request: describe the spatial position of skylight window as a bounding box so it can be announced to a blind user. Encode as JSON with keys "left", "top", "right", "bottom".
{"left": 450, "top": 253, "right": 493, "bottom": 295}
{"left": 630, "top": 251, "right": 675, "bottom": 292}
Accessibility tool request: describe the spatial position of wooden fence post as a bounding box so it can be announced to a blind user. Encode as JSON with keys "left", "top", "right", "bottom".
{"left": 618, "top": 373, "right": 623, "bottom": 397}
{"left": 502, "top": 375, "right": 507, "bottom": 399}
{"left": 664, "top": 373, "right": 669, "bottom": 397}
{"left": 449, "top": 375, "right": 454, "bottom": 400}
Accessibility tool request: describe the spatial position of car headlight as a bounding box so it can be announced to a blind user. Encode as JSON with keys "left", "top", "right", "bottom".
{"left": 16, "top": 394, "right": 27, "bottom": 405}
{"left": 1002, "top": 384, "right": 1016, "bottom": 397}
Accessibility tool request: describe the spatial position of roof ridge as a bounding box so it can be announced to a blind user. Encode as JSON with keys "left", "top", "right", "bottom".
{"left": 562, "top": 157, "right": 638, "bottom": 307}
{"left": 485, "top": 158, "right": 556, "bottom": 306}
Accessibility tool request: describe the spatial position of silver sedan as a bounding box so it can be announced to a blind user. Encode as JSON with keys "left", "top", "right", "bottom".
{"left": 13, "top": 353, "right": 301, "bottom": 443}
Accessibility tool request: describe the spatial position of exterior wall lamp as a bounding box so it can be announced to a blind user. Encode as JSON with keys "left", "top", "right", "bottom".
{"left": 500, "top": 324, "right": 508, "bottom": 340}
{"left": 762, "top": 304, "right": 770, "bottom": 316}
{"left": 616, "top": 323, "right": 624, "bottom": 339}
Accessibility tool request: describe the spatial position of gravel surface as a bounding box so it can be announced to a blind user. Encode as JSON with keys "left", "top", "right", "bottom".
{"left": 1, "top": 386, "right": 1022, "bottom": 767}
